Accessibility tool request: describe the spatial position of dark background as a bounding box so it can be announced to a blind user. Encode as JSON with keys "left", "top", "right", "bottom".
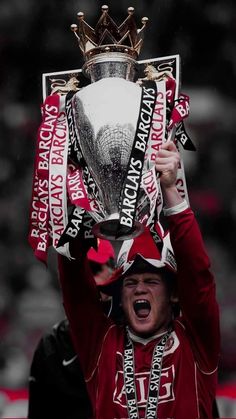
{"left": 0, "top": 0, "right": 236, "bottom": 416}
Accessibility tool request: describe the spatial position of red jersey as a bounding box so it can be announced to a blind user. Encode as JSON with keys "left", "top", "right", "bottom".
{"left": 58, "top": 208, "right": 220, "bottom": 419}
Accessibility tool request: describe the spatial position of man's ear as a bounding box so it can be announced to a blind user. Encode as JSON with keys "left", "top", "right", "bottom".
{"left": 170, "top": 286, "right": 179, "bottom": 303}
{"left": 170, "top": 294, "right": 179, "bottom": 303}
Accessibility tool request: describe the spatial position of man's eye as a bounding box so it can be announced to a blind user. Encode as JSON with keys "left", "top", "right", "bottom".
{"left": 146, "top": 279, "right": 160, "bottom": 285}
{"left": 124, "top": 279, "right": 136, "bottom": 286}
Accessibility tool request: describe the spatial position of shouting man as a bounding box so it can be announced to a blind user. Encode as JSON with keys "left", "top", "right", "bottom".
{"left": 58, "top": 140, "right": 220, "bottom": 419}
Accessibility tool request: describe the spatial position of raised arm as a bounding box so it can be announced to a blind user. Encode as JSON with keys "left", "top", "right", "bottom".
{"left": 155, "top": 141, "right": 220, "bottom": 372}
{"left": 57, "top": 240, "right": 112, "bottom": 379}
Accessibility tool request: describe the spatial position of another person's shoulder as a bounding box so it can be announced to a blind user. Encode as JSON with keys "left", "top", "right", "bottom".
{"left": 30, "top": 319, "right": 73, "bottom": 368}
{"left": 32, "top": 318, "right": 87, "bottom": 387}
{"left": 40, "top": 318, "right": 73, "bottom": 359}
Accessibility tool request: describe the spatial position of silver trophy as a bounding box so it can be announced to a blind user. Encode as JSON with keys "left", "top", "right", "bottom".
{"left": 42, "top": 6, "right": 184, "bottom": 242}
{"left": 70, "top": 6, "right": 149, "bottom": 240}
{"left": 72, "top": 64, "right": 144, "bottom": 239}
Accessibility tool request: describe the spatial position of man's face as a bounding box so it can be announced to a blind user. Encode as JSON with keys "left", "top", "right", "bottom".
{"left": 121, "top": 272, "right": 172, "bottom": 337}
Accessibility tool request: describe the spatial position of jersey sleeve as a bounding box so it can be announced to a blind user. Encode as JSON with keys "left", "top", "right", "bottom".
{"left": 57, "top": 243, "right": 112, "bottom": 380}
{"left": 167, "top": 207, "right": 220, "bottom": 372}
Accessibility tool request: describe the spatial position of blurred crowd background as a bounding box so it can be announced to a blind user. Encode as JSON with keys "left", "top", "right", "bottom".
{"left": 0, "top": 0, "right": 236, "bottom": 416}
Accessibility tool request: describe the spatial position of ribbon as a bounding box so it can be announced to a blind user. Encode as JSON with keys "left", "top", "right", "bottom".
{"left": 67, "top": 162, "right": 92, "bottom": 211}
{"left": 28, "top": 94, "right": 60, "bottom": 263}
{"left": 56, "top": 91, "right": 104, "bottom": 251}
{"left": 168, "top": 93, "right": 190, "bottom": 130}
{"left": 48, "top": 95, "right": 71, "bottom": 258}
{"left": 124, "top": 329, "right": 171, "bottom": 419}
{"left": 175, "top": 121, "right": 196, "bottom": 151}
{"left": 65, "top": 91, "right": 105, "bottom": 219}
{"left": 117, "top": 80, "right": 158, "bottom": 237}
{"left": 144, "top": 80, "right": 167, "bottom": 170}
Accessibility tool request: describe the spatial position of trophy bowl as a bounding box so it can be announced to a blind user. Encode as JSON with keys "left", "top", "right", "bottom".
{"left": 73, "top": 75, "right": 146, "bottom": 240}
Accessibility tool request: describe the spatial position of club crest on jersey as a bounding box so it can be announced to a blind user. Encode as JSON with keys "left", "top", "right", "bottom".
{"left": 164, "top": 331, "right": 179, "bottom": 355}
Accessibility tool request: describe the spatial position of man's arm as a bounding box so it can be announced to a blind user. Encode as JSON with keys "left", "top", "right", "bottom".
{"left": 166, "top": 206, "right": 220, "bottom": 372}
{"left": 57, "top": 240, "right": 112, "bottom": 379}
{"left": 156, "top": 141, "right": 220, "bottom": 372}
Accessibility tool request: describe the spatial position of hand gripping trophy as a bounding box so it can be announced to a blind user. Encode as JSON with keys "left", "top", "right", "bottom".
{"left": 28, "top": 5, "right": 194, "bottom": 262}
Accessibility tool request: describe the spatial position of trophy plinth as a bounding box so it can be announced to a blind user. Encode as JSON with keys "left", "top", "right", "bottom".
{"left": 92, "top": 213, "right": 144, "bottom": 241}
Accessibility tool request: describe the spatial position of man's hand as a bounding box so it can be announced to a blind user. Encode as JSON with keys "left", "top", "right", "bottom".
{"left": 155, "top": 140, "right": 180, "bottom": 188}
{"left": 155, "top": 140, "right": 184, "bottom": 208}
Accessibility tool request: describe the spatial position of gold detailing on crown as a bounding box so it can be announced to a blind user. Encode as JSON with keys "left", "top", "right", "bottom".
{"left": 70, "top": 5, "right": 148, "bottom": 60}
{"left": 136, "top": 63, "right": 175, "bottom": 85}
{"left": 50, "top": 75, "right": 80, "bottom": 96}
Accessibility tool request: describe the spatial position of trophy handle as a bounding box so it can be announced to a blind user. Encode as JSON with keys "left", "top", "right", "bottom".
{"left": 42, "top": 55, "right": 180, "bottom": 100}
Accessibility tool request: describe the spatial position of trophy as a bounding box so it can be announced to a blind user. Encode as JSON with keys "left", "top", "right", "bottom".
{"left": 69, "top": 7, "right": 153, "bottom": 241}
{"left": 29, "top": 5, "right": 193, "bottom": 262}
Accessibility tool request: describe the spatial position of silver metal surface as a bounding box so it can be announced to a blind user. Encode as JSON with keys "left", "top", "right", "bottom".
{"left": 73, "top": 77, "right": 145, "bottom": 239}
{"left": 92, "top": 214, "right": 144, "bottom": 241}
{"left": 83, "top": 52, "right": 137, "bottom": 83}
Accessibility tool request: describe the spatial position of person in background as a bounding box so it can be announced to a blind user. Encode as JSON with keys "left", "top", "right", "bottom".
{"left": 27, "top": 239, "right": 115, "bottom": 419}
{"left": 58, "top": 141, "right": 220, "bottom": 419}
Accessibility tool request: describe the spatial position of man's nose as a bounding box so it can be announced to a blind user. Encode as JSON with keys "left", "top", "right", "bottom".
{"left": 134, "top": 281, "right": 147, "bottom": 294}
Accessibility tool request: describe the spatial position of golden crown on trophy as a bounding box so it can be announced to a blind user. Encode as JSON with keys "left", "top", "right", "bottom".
{"left": 70, "top": 5, "right": 149, "bottom": 61}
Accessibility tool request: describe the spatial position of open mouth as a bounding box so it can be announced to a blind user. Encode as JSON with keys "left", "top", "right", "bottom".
{"left": 133, "top": 299, "right": 151, "bottom": 319}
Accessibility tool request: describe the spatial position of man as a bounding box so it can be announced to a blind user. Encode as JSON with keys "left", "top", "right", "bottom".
{"left": 58, "top": 140, "right": 220, "bottom": 418}
{"left": 27, "top": 239, "right": 115, "bottom": 419}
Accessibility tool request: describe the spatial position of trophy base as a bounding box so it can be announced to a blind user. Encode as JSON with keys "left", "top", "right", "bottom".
{"left": 92, "top": 215, "right": 144, "bottom": 241}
